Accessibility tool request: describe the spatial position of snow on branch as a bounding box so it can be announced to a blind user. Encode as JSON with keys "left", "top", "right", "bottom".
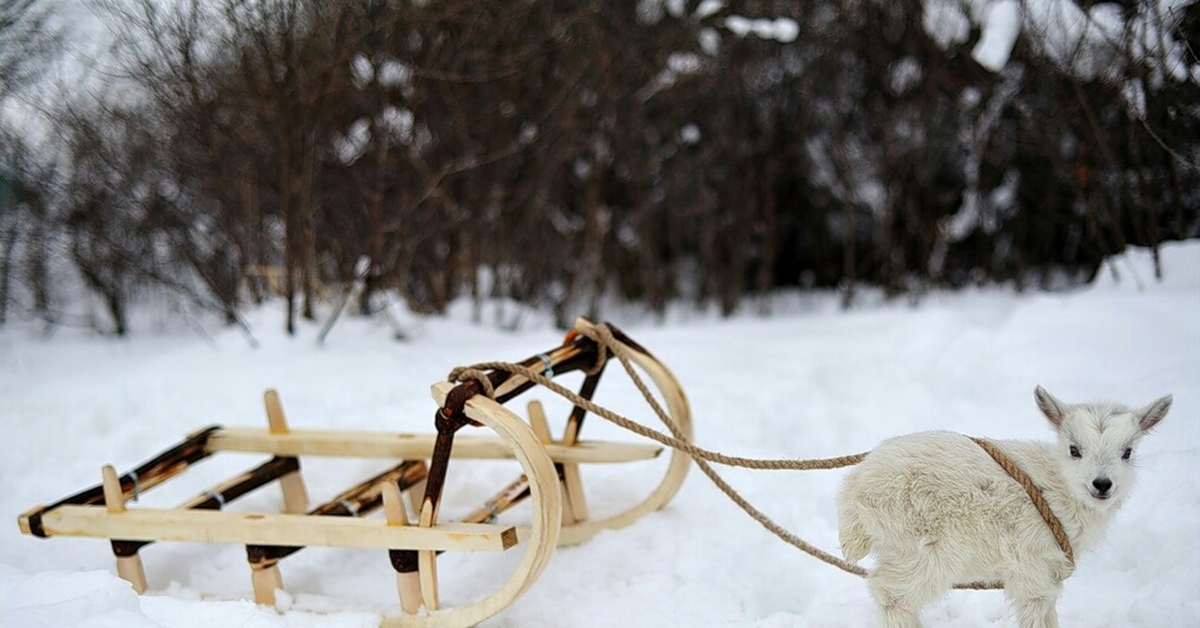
{"left": 924, "top": 0, "right": 1198, "bottom": 103}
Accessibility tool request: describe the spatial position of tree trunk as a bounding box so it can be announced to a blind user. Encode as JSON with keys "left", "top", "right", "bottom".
{"left": 0, "top": 219, "right": 19, "bottom": 324}
{"left": 299, "top": 136, "right": 317, "bottom": 322}
{"left": 280, "top": 125, "right": 296, "bottom": 335}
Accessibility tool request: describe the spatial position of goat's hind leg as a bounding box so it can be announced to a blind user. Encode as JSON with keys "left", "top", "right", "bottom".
{"left": 867, "top": 558, "right": 947, "bottom": 628}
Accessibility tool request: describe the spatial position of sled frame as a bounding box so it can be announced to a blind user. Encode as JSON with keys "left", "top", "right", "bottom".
{"left": 17, "top": 319, "right": 693, "bottom": 628}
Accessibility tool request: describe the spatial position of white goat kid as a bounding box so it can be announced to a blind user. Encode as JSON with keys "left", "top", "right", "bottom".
{"left": 837, "top": 386, "right": 1172, "bottom": 628}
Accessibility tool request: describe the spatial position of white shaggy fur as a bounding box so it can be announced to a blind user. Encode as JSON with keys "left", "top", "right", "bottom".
{"left": 837, "top": 387, "right": 1172, "bottom": 628}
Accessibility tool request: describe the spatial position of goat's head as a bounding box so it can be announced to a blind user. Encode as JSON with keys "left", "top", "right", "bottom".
{"left": 1035, "top": 386, "right": 1171, "bottom": 508}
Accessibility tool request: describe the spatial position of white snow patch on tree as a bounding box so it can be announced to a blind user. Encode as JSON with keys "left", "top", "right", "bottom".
{"left": 680, "top": 123, "right": 701, "bottom": 145}
{"left": 335, "top": 118, "right": 371, "bottom": 164}
{"left": 699, "top": 27, "right": 721, "bottom": 56}
{"left": 1122, "top": 77, "right": 1148, "bottom": 119}
{"left": 922, "top": 0, "right": 972, "bottom": 50}
{"left": 378, "top": 59, "right": 412, "bottom": 88}
{"left": 889, "top": 57, "right": 924, "bottom": 94}
{"left": 922, "top": 0, "right": 1196, "bottom": 123}
{"left": 695, "top": 0, "right": 726, "bottom": 20}
{"left": 971, "top": 0, "right": 1021, "bottom": 71}
{"left": 667, "top": 52, "right": 701, "bottom": 75}
{"left": 922, "top": 0, "right": 1196, "bottom": 87}
{"left": 1023, "top": 0, "right": 1119, "bottom": 81}
{"left": 350, "top": 53, "right": 373, "bottom": 90}
{"left": 723, "top": 16, "right": 800, "bottom": 43}
{"left": 380, "top": 106, "right": 414, "bottom": 144}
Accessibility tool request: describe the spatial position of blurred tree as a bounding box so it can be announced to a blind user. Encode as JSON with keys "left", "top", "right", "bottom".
{"left": 0, "top": 0, "right": 60, "bottom": 325}
{"left": 0, "top": 0, "right": 59, "bottom": 102}
{"left": 12, "top": 0, "right": 1195, "bottom": 333}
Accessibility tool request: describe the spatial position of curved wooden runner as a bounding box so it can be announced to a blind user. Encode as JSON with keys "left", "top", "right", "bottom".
{"left": 428, "top": 318, "right": 694, "bottom": 548}
{"left": 384, "top": 386, "right": 563, "bottom": 628}
{"left": 392, "top": 319, "right": 693, "bottom": 626}
{"left": 554, "top": 320, "right": 693, "bottom": 546}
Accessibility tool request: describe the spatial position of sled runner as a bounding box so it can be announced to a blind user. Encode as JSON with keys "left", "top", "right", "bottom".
{"left": 18, "top": 319, "right": 693, "bottom": 628}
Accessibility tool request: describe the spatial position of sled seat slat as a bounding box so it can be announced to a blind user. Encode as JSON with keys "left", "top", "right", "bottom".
{"left": 37, "top": 505, "right": 519, "bottom": 552}
{"left": 206, "top": 427, "right": 661, "bottom": 464}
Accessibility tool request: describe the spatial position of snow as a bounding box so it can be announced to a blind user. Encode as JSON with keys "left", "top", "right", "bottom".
{"left": 2, "top": 242, "right": 1199, "bottom": 628}
{"left": 922, "top": 0, "right": 972, "bottom": 50}
{"left": 380, "top": 106, "right": 415, "bottom": 145}
{"left": 889, "top": 57, "right": 924, "bottom": 95}
{"left": 376, "top": 60, "right": 412, "bottom": 89}
{"left": 971, "top": 0, "right": 1021, "bottom": 72}
{"left": 921, "top": 0, "right": 1197, "bottom": 95}
{"left": 666, "top": 52, "right": 701, "bottom": 75}
{"left": 1023, "top": 0, "right": 1123, "bottom": 81}
{"left": 694, "top": 0, "right": 726, "bottom": 21}
{"left": 335, "top": 119, "right": 372, "bottom": 165}
{"left": 723, "top": 16, "right": 800, "bottom": 44}
{"left": 679, "top": 124, "right": 701, "bottom": 145}
{"left": 350, "top": 55, "right": 374, "bottom": 90}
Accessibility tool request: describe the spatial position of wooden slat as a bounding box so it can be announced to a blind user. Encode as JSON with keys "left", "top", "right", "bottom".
{"left": 561, "top": 462, "right": 588, "bottom": 523}
{"left": 101, "top": 466, "right": 126, "bottom": 514}
{"left": 461, "top": 477, "right": 531, "bottom": 525}
{"left": 102, "top": 465, "right": 148, "bottom": 594}
{"left": 526, "top": 400, "right": 575, "bottom": 525}
{"left": 248, "top": 460, "right": 428, "bottom": 563}
{"left": 38, "top": 506, "right": 518, "bottom": 552}
{"left": 175, "top": 456, "right": 299, "bottom": 511}
{"left": 491, "top": 342, "right": 585, "bottom": 401}
{"left": 558, "top": 384, "right": 590, "bottom": 523}
{"left": 206, "top": 427, "right": 661, "bottom": 464}
{"left": 306, "top": 460, "right": 427, "bottom": 518}
{"left": 382, "top": 482, "right": 423, "bottom": 615}
{"left": 250, "top": 560, "right": 285, "bottom": 605}
{"left": 263, "top": 389, "right": 309, "bottom": 514}
{"left": 527, "top": 400, "right": 552, "bottom": 444}
{"left": 417, "top": 500, "right": 440, "bottom": 611}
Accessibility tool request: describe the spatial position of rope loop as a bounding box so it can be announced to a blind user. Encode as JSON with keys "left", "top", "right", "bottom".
{"left": 446, "top": 367, "right": 496, "bottom": 399}
{"left": 573, "top": 324, "right": 609, "bottom": 376}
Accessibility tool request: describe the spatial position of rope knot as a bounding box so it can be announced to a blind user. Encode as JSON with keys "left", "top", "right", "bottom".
{"left": 446, "top": 367, "right": 496, "bottom": 399}
{"left": 571, "top": 322, "right": 611, "bottom": 376}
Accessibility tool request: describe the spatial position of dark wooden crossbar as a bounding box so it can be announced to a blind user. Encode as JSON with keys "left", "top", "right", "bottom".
{"left": 247, "top": 459, "right": 428, "bottom": 566}
{"left": 20, "top": 426, "right": 223, "bottom": 538}
{"left": 109, "top": 456, "right": 301, "bottom": 557}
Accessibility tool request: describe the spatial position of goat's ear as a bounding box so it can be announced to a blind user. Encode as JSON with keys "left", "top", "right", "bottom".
{"left": 1035, "top": 386, "right": 1067, "bottom": 428}
{"left": 1136, "top": 395, "right": 1172, "bottom": 433}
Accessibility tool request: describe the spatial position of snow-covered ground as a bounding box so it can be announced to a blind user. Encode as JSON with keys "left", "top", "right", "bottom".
{"left": 2, "top": 242, "right": 1198, "bottom": 628}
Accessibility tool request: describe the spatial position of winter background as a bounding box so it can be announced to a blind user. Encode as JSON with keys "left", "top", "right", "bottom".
{"left": 2, "top": 242, "right": 1198, "bottom": 628}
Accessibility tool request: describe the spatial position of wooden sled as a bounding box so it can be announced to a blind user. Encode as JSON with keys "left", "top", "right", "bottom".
{"left": 17, "top": 319, "right": 692, "bottom": 628}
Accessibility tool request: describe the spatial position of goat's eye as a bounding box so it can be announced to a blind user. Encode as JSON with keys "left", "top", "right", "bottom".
{"left": 1069, "top": 445, "right": 1081, "bottom": 459}
{"left": 1122, "top": 448, "right": 1132, "bottom": 460}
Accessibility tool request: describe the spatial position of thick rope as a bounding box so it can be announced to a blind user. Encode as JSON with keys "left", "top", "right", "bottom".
{"left": 451, "top": 359, "right": 869, "bottom": 471}
{"left": 445, "top": 323, "right": 1071, "bottom": 590}
{"left": 446, "top": 367, "right": 496, "bottom": 399}
{"left": 970, "top": 437, "right": 1075, "bottom": 569}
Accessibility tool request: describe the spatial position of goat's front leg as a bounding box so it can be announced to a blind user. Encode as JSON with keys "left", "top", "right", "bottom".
{"left": 1004, "top": 574, "right": 1062, "bottom": 628}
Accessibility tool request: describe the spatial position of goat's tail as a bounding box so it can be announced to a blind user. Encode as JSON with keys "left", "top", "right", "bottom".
{"left": 837, "top": 501, "right": 871, "bottom": 563}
